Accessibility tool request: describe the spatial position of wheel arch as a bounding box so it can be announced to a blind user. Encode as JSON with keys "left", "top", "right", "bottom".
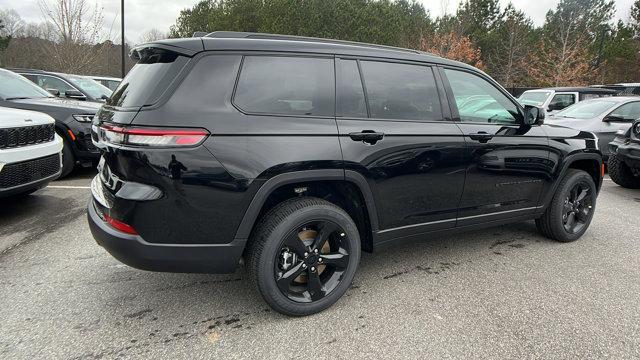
{"left": 542, "top": 152, "right": 603, "bottom": 209}
{"left": 234, "top": 170, "right": 379, "bottom": 253}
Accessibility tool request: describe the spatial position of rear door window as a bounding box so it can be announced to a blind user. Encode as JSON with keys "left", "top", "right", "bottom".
{"left": 337, "top": 59, "right": 367, "bottom": 118}
{"left": 234, "top": 56, "right": 334, "bottom": 117}
{"left": 359, "top": 61, "right": 442, "bottom": 121}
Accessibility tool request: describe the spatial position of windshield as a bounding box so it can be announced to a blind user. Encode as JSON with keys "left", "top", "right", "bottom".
{"left": 518, "top": 91, "right": 552, "bottom": 106}
{"left": 0, "top": 70, "right": 52, "bottom": 100}
{"left": 67, "top": 75, "right": 113, "bottom": 99}
{"left": 553, "top": 100, "right": 618, "bottom": 119}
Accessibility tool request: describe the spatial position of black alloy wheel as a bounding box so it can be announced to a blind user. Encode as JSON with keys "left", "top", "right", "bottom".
{"left": 248, "top": 197, "right": 361, "bottom": 316}
{"left": 561, "top": 182, "right": 593, "bottom": 235}
{"left": 275, "top": 221, "right": 351, "bottom": 303}
{"left": 536, "top": 169, "right": 597, "bottom": 242}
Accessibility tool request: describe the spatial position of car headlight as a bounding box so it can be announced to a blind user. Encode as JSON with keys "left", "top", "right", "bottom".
{"left": 73, "top": 114, "right": 95, "bottom": 123}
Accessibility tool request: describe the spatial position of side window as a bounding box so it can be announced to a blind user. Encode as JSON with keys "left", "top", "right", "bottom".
{"left": 234, "top": 56, "right": 334, "bottom": 117}
{"left": 37, "top": 75, "right": 75, "bottom": 96}
{"left": 359, "top": 61, "right": 442, "bottom": 121}
{"left": 444, "top": 68, "right": 519, "bottom": 124}
{"left": 609, "top": 102, "right": 640, "bottom": 122}
{"left": 337, "top": 60, "right": 367, "bottom": 118}
{"left": 20, "top": 74, "right": 37, "bottom": 83}
{"left": 548, "top": 93, "right": 576, "bottom": 111}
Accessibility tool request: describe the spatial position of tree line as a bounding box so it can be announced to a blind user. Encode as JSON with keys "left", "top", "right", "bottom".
{"left": 1, "top": 0, "right": 639, "bottom": 85}
{"left": 169, "top": 0, "right": 640, "bottom": 87}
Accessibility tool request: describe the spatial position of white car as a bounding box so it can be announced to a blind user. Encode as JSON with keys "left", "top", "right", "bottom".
{"left": 0, "top": 107, "right": 63, "bottom": 198}
{"left": 518, "top": 87, "right": 617, "bottom": 116}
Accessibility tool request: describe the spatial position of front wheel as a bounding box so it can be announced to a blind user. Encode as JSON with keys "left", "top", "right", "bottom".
{"left": 536, "top": 169, "right": 597, "bottom": 242}
{"left": 608, "top": 153, "right": 640, "bottom": 189}
{"left": 247, "top": 197, "right": 361, "bottom": 316}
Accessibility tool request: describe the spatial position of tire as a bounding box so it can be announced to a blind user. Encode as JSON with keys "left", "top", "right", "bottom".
{"left": 59, "top": 138, "right": 75, "bottom": 178}
{"left": 247, "top": 197, "right": 361, "bottom": 316}
{"left": 608, "top": 153, "right": 640, "bottom": 189}
{"left": 536, "top": 169, "right": 597, "bottom": 242}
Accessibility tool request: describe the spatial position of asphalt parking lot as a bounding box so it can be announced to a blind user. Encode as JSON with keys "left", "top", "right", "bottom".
{"left": 1, "top": 170, "right": 639, "bottom": 359}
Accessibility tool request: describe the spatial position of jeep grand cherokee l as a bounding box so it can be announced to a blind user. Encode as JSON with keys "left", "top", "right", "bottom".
{"left": 88, "top": 32, "right": 603, "bottom": 316}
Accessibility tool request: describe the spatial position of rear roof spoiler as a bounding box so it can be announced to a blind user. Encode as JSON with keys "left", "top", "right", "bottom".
{"left": 130, "top": 38, "right": 205, "bottom": 60}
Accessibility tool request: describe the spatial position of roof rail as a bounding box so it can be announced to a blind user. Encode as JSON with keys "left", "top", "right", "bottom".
{"left": 204, "top": 31, "right": 422, "bottom": 54}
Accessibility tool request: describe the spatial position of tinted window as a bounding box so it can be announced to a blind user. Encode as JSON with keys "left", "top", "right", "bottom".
{"left": 444, "top": 69, "right": 519, "bottom": 124}
{"left": 67, "top": 75, "right": 112, "bottom": 99}
{"left": 609, "top": 102, "right": 640, "bottom": 122}
{"left": 37, "top": 75, "right": 76, "bottom": 96}
{"left": 360, "top": 61, "right": 441, "bottom": 121}
{"left": 548, "top": 93, "right": 575, "bottom": 111}
{"left": 234, "top": 56, "right": 334, "bottom": 116}
{"left": 107, "top": 50, "right": 188, "bottom": 109}
{"left": 337, "top": 60, "right": 367, "bottom": 118}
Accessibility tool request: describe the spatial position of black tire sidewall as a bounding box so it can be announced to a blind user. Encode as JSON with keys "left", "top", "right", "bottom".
{"left": 255, "top": 201, "right": 361, "bottom": 316}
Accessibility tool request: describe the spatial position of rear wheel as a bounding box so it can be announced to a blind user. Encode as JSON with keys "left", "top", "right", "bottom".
{"left": 608, "top": 153, "right": 640, "bottom": 189}
{"left": 59, "top": 137, "right": 75, "bottom": 178}
{"left": 536, "top": 169, "right": 597, "bottom": 242}
{"left": 247, "top": 197, "right": 360, "bottom": 316}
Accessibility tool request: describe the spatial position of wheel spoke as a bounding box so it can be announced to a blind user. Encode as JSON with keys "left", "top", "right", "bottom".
{"left": 565, "top": 212, "right": 576, "bottom": 231}
{"left": 276, "top": 262, "right": 305, "bottom": 293}
{"left": 576, "top": 208, "right": 589, "bottom": 222}
{"left": 575, "top": 188, "right": 589, "bottom": 203}
{"left": 311, "top": 222, "right": 338, "bottom": 251}
{"left": 282, "top": 231, "right": 308, "bottom": 257}
{"left": 306, "top": 270, "right": 325, "bottom": 301}
{"left": 320, "top": 252, "right": 349, "bottom": 270}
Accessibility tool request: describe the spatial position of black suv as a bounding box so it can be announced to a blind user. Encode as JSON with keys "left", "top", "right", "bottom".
{"left": 609, "top": 120, "right": 640, "bottom": 188}
{"left": 88, "top": 32, "right": 603, "bottom": 316}
{"left": 0, "top": 68, "right": 101, "bottom": 177}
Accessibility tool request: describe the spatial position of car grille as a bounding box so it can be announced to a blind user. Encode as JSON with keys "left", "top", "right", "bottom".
{"left": 0, "top": 124, "right": 55, "bottom": 149}
{"left": 0, "top": 154, "right": 60, "bottom": 189}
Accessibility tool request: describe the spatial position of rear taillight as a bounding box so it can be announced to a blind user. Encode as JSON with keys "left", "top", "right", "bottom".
{"left": 104, "top": 213, "right": 138, "bottom": 235}
{"left": 98, "top": 124, "right": 209, "bottom": 148}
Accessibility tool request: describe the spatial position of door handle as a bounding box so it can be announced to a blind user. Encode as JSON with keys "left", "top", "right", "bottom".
{"left": 349, "top": 130, "right": 385, "bottom": 145}
{"left": 468, "top": 132, "right": 493, "bottom": 143}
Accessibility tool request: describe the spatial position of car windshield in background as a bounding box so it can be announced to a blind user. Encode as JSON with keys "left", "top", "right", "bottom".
{"left": 518, "top": 91, "right": 552, "bottom": 106}
{"left": 554, "top": 100, "right": 618, "bottom": 119}
{"left": 0, "top": 70, "right": 52, "bottom": 100}
{"left": 67, "top": 75, "right": 113, "bottom": 99}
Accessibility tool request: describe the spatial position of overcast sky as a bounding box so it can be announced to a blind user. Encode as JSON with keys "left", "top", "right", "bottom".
{"left": 1, "top": 0, "right": 636, "bottom": 44}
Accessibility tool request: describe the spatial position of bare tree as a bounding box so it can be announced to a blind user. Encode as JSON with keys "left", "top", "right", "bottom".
{"left": 0, "top": 9, "right": 25, "bottom": 37}
{"left": 37, "top": 0, "right": 105, "bottom": 73}
{"left": 139, "top": 28, "right": 167, "bottom": 44}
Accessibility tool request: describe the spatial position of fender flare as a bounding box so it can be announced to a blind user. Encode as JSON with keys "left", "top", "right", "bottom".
{"left": 233, "top": 169, "right": 379, "bottom": 240}
{"left": 541, "top": 151, "right": 603, "bottom": 208}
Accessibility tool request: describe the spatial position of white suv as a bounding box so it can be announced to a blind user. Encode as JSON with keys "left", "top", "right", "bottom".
{"left": 0, "top": 107, "right": 63, "bottom": 197}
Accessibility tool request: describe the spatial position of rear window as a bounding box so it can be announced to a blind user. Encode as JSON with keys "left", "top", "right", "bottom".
{"left": 233, "top": 56, "right": 334, "bottom": 117}
{"left": 107, "top": 49, "right": 188, "bottom": 109}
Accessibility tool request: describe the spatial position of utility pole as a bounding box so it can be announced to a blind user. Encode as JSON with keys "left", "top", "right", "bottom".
{"left": 121, "top": 0, "right": 125, "bottom": 78}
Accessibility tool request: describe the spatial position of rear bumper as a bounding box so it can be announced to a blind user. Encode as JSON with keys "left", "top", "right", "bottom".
{"left": 87, "top": 199, "right": 245, "bottom": 274}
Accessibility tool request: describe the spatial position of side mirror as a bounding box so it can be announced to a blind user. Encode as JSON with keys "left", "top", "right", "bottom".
{"left": 65, "top": 89, "right": 86, "bottom": 100}
{"left": 46, "top": 88, "right": 60, "bottom": 96}
{"left": 524, "top": 105, "right": 545, "bottom": 126}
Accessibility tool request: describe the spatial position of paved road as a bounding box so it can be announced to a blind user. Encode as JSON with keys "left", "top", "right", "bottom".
{"left": 1, "top": 170, "right": 639, "bottom": 359}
